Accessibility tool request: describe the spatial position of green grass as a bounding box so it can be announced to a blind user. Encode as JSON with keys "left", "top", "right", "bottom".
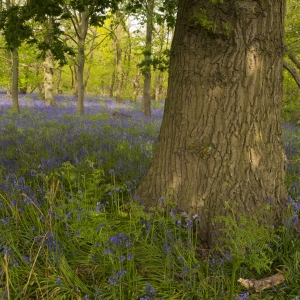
{"left": 0, "top": 95, "right": 300, "bottom": 299}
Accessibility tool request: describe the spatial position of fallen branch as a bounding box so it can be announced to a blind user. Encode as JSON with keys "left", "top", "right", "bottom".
{"left": 238, "top": 272, "right": 285, "bottom": 292}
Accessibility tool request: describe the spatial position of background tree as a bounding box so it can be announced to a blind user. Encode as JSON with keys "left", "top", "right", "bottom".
{"left": 141, "top": 0, "right": 154, "bottom": 117}
{"left": 63, "top": 0, "right": 121, "bottom": 114}
{"left": 135, "top": 0, "right": 287, "bottom": 247}
{"left": 282, "top": 0, "right": 300, "bottom": 122}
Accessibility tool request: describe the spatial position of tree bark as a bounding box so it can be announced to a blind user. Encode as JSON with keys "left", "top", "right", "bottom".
{"left": 75, "top": 11, "right": 89, "bottom": 115}
{"left": 11, "top": 48, "right": 20, "bottom": 113}
{"left": 283, "top": 60, "right": 300, "bottom": 89}
{"left": 135, "top": 0, "right": 287, "bottom": 247}
{"left": 77, "top": 35, "right": 86, "bottom": 114}
{"left": 6, "top": 50, "right": 11, "bottom": 97}
{"left": 6, "top": 0, "right": 19, "bottom": 113}
{"left": 70, "top": 65, "right": 78, "bottom": 96}
{"left": 142, "top": 0, "right": 154, "bottom": 117}
{"left": 55, "top": 66, "right": 62, "bottom": 94}
{"left": 115, "top": 17, "right": 123, "bottom": 103}
{"left": 43, "top": 49, "right": 56, "bottom": 106}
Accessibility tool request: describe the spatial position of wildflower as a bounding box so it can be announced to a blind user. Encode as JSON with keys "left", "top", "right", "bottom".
{"left": 163, "top": 243, "right": 172, "bottom": 254}
{"left": 127, "top": 253, "right": 133, "bottom": 260}
{"left": 12, "top": 260, "right": 19, "bottom": 267}
{"left": 1, "top": 247, "right": 12, "bottom": 255}
{"left": 109, "top": 233, "right": 131, "bottom": 248}
{"left": 185, "top": 217, "right": 193, "bottom": 229}
{"left": 108, "top": 269, "right": 126, "bottom": 285}
{"left": 109, "top": 169, "right": 115, "bottom": 175}
{"left": 0, "top": 219, "right": 8, "bottom": 225}
{"left": 55, "top": 278, "right": 62, "bottom": 286}
{"left": 141, "top": 282, "right": 156, "bottom": 299}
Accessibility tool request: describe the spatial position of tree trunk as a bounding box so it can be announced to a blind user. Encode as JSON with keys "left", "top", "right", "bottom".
{"left": 142, "top": 0, "right": 154, "bottom": 117}
{"left": 77, "top": 36, "right": 85, "bottom": 114}
{"left": 135, "top": 0, "right": 287, "bottom": 247}
{"left": 43, "top": 49, "right": 56, "bottom": 106}
{"left": 70, "top": 65, "right": 78, "bottom": 96}
{"left": 133, "top": 71, "right": 141, "bottom": 101}
{"left": 109, "top": 70, "right": 115, "bottom": 98}
{"left": 6, "top": 50, "right": 11, "bottom": 97}
{"left": 55, "top": 67, "right": 62, "bottom": 94}
{"left": 76, "top": 11, "right": 89, "bottom": 115}
{"left": 6, "top": 0, "right": 19, "bottom": 113}
{"left": 115, "top": 18, "right": 123, "bottom": 103}
{"left": 11, "top": 48, "right": 20, "bottom": 113}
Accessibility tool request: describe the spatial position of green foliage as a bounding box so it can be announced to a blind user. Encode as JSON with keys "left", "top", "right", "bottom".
{"left": 191, "top": 8, "right": 216, "bottom": 33}
{"left": 0, "top": 6, "right": 33, "bottom": 50}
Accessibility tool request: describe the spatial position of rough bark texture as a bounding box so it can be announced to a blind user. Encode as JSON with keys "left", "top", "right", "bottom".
{"left": 43, "top": 50, "right": 56, "bottom": 107}
{"left": 142, "top": 0, "right": 154, "bottom": 117}
{"left": 135, "top": 0, "right": 287, "bottom": 247}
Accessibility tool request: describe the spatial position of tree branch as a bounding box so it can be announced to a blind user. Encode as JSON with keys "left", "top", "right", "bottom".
{"left": 283, "top": 59, "right": 300, "bottom": 89}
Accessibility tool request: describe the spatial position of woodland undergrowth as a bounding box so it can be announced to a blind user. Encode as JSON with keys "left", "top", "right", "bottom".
{"left": 0, "top": 94, "right": 300, "bottom": 299}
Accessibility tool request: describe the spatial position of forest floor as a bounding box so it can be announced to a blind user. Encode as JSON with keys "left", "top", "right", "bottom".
{"left": 0, "top": 93, "right": 300, "bottom": 300}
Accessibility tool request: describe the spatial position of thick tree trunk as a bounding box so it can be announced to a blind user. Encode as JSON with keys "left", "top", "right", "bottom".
{"left": 135, "top": 0, "right": 287, "bottom": 247}
{"left": 43, "top": 50, "right": 56, "bottom": 107}
{"left": 142, "top": 0, "right": 154, "bottom": 117}
{"left": 11, "top": 48, "right": 19, "bottom": 113}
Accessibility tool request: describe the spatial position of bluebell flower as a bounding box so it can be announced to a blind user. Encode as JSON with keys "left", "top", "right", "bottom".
{"left": 140, "top": 282, "right": 158, "bottom": 299}
{"left": 109, "top": 169, "right": 115, "bottom": 175}
{"left": 55, "top": 278, "right": 62, "bottom": 286}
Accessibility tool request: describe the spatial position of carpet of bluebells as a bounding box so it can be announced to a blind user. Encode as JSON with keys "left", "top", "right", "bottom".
{"left": 0, "top": 92, "right": 300, "bottom": 300}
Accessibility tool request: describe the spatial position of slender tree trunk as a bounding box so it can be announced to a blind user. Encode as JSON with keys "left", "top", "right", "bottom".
{"left": 115, "top": 18, "right": 123, "bottom": 103}
{"left": 55, "top": 67, "right": 62, "bottom": 94}
{"left": 123, "top": 23, "right": 132, "bottom": 96}
{"left": 142, "top": 0, "right": 154, "bottom": 117}
{"left": 135, "top": 0, "right": 287, "bottom": 247}
{"left": 43, "top": 49, "right": 56, "bottom": 106}
{"left": 109, "top": 70, "right": 115, "bottom": 98}
{"left": 76, "top": 11, "right": 89, "bottom": 115}
{"left": 77, "top": 36, "right": 85, "bottom": 114}
{"left": 11, "top": 48, "right": 20, "bottom": 113}
{"left": 70, "top": 65, "right": 78, "bottom": 96}
{"left": 133, "top": 71, "right": 141, "bottom": 101}
{"left": 6, "top": 50, "right": 11, "bottom": 97}
{"left": 6, "top": 0, "right": 19, "bottom": 112}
